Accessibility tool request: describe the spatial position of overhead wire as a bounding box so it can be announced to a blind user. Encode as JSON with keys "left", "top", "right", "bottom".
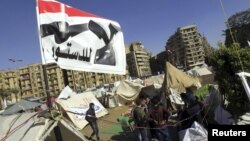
{"left": 219, "top": 0, "right": 245, "bottom": 72}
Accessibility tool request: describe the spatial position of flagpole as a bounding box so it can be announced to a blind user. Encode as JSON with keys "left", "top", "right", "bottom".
{"left": 36, "top": 0, "right": 52, "bottom": 109}
{"left": 36, "top": 1, "right": 63, "bottom": 141}
{"left": 42, "top": 65, "right": 52, "bottom": 108}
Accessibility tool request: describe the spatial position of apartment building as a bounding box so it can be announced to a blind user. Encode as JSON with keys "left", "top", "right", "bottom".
{"left": 0, "top": 70, "right": 19, "bottom": 103}
{"left": 150, "top": 51, "right": 168, "bottom": 75}
{"left": 126, "top": 41, "right": 152, "bottom": 78}
{"left": 45, "top": 63, "right": 65, "bottom": 97}
{"left": 0, "top": 63, "right": 125, "bottom": 107}
{"left": 165, "top": 25, "right": 205, "bottom": 70}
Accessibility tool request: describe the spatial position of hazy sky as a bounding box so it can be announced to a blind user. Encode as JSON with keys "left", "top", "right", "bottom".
{"left": 0, "top": 0, "right": 249, "bottom": 70}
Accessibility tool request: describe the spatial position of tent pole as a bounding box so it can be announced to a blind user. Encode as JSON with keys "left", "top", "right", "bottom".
{"left": 42, "top": 64, "right": 63, "bottom": 141}
{"left": 42, "top": 64, "right": 52, "bottom": 108}
{"left": 52, "top": 68, "right": 70, "bottom": 141}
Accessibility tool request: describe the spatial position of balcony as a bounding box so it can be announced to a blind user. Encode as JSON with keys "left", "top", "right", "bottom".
{"left": 19, "top": 71, "right": 29, "bottom": 75}
{"left": 23, "top": 87, "right": 32, "bottom": 91}
{"left": 4, "top": 75, "right": 16, "bottom": 79}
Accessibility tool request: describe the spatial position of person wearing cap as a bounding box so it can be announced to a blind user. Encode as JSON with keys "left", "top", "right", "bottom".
{"left": 85, "top": 103, "right": 100, "bottom": 141}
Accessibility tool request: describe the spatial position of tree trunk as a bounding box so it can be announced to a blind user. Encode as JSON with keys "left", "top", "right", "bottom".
{"left": 2, "top": 97, "right": 7, "bottom": 109}
{"left": 15, "top": 93, "right": 18, "bottom": 102}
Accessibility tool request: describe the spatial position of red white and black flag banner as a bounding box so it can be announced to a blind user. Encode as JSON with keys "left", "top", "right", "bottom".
{"left": 36, "top": 0, "right": 126, "bottom": 74}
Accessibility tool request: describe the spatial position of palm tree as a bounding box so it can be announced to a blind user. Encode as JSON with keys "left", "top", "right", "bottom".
{"left": 9, "top": 88, "right": 19, "bottom": 102}
{"left": 0, "top": 88, "right": 10, "bottom": 109}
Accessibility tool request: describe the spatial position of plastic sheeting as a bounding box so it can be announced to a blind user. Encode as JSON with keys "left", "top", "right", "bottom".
{"left": 178, "top": 121, "right": 208, "bottom": 141}
{"left": 214, "top": 105, "right": 234, "bottom": 125}
{"left": 1, "top": 99, "right": 42, "bottom": 115}
{"left": 58, "top": 85, "right": 76, "bottom": 99}
{"left": 203, "top": 85, "right": 222, "bottom": 112}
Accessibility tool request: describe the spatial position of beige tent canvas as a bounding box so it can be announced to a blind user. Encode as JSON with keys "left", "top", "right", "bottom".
{"left": 163, "top": 62, "right": 201, "bottom": 94}
{"left": 116, "top": 80, "right": 144, "bottom": 105}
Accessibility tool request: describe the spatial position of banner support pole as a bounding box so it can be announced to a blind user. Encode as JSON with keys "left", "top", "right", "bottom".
{"left": 42, "top": 64, "right": 63, "bottom": 141}
{"left": 42, "top": 64, "right": 52, "bottom": 108}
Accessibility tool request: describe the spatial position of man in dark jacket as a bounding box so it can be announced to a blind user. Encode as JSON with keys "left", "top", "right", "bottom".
{"left": 149, "top": 96, "right": 171, "bottom": 141}
{"left": 85, "top": 103, "right": 100, "bottom": 141}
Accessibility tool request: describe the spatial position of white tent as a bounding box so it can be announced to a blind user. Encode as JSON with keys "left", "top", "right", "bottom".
{"left": 56, "top": 91, "right": 108, "bottom": 130}
{"left": 187, "top": 67, "right": 212, "bottom": 77}
{"left": 0, "top": 113, "right": 88, "bottom": 141}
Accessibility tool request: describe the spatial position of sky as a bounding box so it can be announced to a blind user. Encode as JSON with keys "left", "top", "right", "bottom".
{"left": 0, "top": 0, "right": 249, "bottom": 70}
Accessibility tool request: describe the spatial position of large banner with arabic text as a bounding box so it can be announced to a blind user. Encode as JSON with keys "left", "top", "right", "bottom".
{"left": 36, "top": 0, "right": 126, "bottom": 74}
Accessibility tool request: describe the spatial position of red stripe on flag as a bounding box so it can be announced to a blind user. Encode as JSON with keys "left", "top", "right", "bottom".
{"left": 65, "top": 6, "right": 98, "bottom": 17}
{"left": 38, "top": 1, "right": 61, "bottom": 13}
{"left": 38, "top": 0, "right": 98, "bottom": 18}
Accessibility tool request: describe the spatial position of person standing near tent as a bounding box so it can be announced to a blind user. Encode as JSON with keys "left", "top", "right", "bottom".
{"left": 179, "top": 91, "right": 204, "bottom": 130}
{"left": 138, "top": 93, "right": 154, "bottom": 140}
{"left": 149, "top": 96, "right": 171, "bottom": 141}
{"left": 85, "top": 103, "right": 100, "bottom": 141}
{"left": 133, "top": 97, "right": 149, "bottom": 141}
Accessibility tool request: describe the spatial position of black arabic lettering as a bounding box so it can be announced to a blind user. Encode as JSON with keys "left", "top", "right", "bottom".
{"left": 52, "top": 46, "right": 92, "bottom": 62}
{"left": 89, "top": 20, "right": 120, "bottom": 65}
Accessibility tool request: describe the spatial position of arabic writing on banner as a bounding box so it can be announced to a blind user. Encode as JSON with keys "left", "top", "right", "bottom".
{"left": 36, "top": 0, "right": 126, "bottom": 74}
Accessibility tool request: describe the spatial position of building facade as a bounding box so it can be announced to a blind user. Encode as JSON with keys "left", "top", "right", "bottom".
{"left": 0, "top": 63, "right": 125, "bottom": 108}
{"left": 165, "top": 25, "right": 205, "bottom": 70}
{"left": 150, "top": 51, "right": 168, "bottom": 75}
{"left": 126, "top": 41, "right": 152, "bottom": 78}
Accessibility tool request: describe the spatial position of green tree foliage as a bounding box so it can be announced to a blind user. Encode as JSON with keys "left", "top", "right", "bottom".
{"left": 208, "top": 45, "right": 250, "bottom": 117}
{"left": 225, "top": 9, "right": 250, "bottom": 48}
{"left": 0, "top": 88, "right": 12, "bottom": 109}
{"left": 0, "top": 88, "right": 9, "bottom": 99}
{"left": 194, "top": 84, "right": 209, "bottom": 101}
{"left": 228, "top": 9, "right": 250, "bottom": 27}
{"left": 0, "top": 88, "right": 19, "bottom": 101}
